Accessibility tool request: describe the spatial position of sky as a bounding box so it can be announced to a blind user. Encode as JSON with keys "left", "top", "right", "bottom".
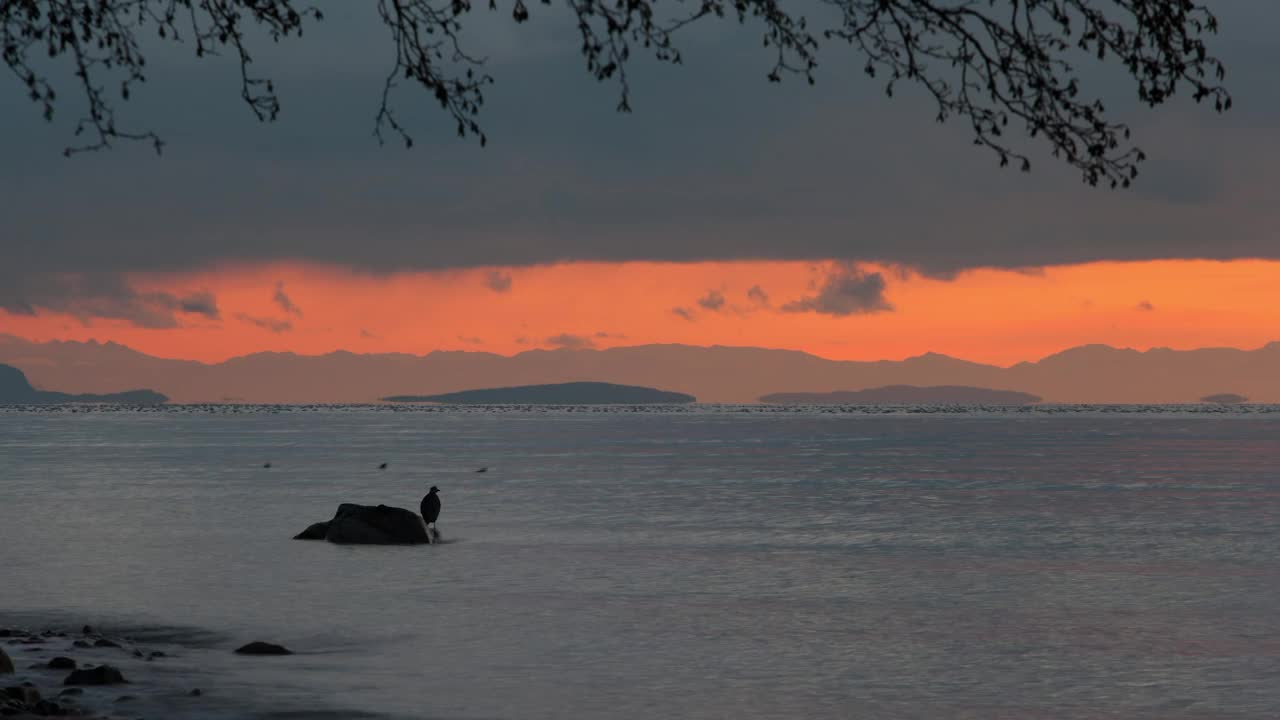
{"left": 2, "top": 1, "right": 1278, "bottom": 365}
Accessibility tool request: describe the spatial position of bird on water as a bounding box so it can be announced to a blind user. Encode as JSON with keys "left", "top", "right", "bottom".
{"left": 421, "top": 486, "right": 441, "bottom": 541}
{"left": 378, "top": 462, "right": 388, "bottom": 470}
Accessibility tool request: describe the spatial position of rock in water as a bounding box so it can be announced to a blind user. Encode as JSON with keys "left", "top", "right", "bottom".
{"left": 64, "top": 665, "right": 127, "bottom": 685}
{"left": 234, "top": 642, "right": 292, "bottom": 656}
{"left": 292, "top": 521, "right": 331, "bottom": 540}
{"left": 295, "top": 503, "right": 430, "bottom": 545}
{"left": 0, "top": 647, "right": 12, "bottom": 674}
{"left": 47, "top": 657, "right": 76, "bottom": 670}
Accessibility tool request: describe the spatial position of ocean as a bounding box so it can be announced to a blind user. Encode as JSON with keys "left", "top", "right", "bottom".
{"left": 2, "top": 405, "right": 1278, "bottom": 719}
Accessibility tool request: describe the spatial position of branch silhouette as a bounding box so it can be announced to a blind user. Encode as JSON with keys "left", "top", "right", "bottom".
{"left": 2, "top": 0, "right": 1230, "bottom": 186}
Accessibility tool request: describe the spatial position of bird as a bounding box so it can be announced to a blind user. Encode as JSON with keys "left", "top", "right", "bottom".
{"left": 378, "top": 462, "right": 388, "bottom": 470}
{"left": 475, "top": 467, "right": 488, "bottom": 473}
{"left": 420, "top": 486, "right": 441, "bottom": 541}
{"left": 263, "top": 462, "right": 272, "bottom": 469}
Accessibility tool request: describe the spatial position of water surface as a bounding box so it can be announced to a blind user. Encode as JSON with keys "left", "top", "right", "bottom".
{"left": 2, "top": 405, "right": 1277, "bottom": 719}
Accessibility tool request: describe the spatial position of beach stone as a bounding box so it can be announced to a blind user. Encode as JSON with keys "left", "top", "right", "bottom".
{"left": 301, "top": 503, "right": 430, "bottom": 545}
{"left": 71, "top": 641, "right": 90, "bottom": 649}
{"left": 92, "top": 639, "right": 120, "bottom": 649}
{"left": 48, "top": 657, "right": 76, "bottom": 670}
{"left": 234, "top": 641, "right": 292, "bottom": 656}
{"left": 64, "top": 665, "right": 127, "bottom": 686}
{"left": 147, "top": 651, "right": 166, "bottom": 659}
{"left": 2, "top": 686, "right": 41, "bottom": 705}
{"left": 0, "top": 648, "right": 12, "bottom": 674}
{"left": 31, "top": 698, "right": 66, "bottom": 715}
{"left": 57, "top": 689, "right": 82, "bottom": 697}
{"left": 189, "top": 688, "right": 202, "bottom": 696}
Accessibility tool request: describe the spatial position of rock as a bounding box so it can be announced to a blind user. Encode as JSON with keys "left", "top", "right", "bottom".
{"left": 189, "top": 688, "right": 202, "bottom": 697}
{"left": 57, "top": 689, "right": 82, "bottom": 697}
{"left": 32, "top": 699, "right": 65, "bottom": 715}
{"left": 114, "top": 695, "right": 136, "bottom": 703}
{"left": 2, "top": 686, "right": 41, "bottom": 705}
{"left": 147, "top": 651, "right": 166, "bottom": 659}
{"left": 64, "top": 665, "right": 127, "bottom": 686}
{"left": 233, "top": 642, "right": 292, "bottom": 656}
{"left": 92, "top": 639, "right": 119, "bottom": 649}
{"left": 80, "top": 627, "right": 92, "bottom": 636}
{"left": 48, "top": 657, "right": 76, "bottom": 670}
{"left": 292, "top": 522, "right": 330, "bottom": 540}
{"left": 298, "top": 503, "right": 430, "bottom": 545}
{"left": 71, "top": 641, "right": 90, "bottom": 649}
{"left": 0, "top": 648, "right": 11, "bottom": 674}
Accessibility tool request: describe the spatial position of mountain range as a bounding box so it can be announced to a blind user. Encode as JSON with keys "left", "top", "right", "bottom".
{"left": 0, "top": 334, "right": 1275, "bottom": 404}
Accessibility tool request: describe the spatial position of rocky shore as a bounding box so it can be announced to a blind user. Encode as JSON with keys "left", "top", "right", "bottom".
{"left": 1, "top": 625, "right": 288, "bottom": 718}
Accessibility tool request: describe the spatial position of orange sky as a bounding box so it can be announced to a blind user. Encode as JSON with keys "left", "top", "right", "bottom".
{"left": 2, "top": 259, "right": 1278, "bottom": 366}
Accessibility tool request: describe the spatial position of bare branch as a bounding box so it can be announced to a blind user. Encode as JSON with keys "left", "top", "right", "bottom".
{"left": 2, "top": 0, "right": 1230, "bottom": 185}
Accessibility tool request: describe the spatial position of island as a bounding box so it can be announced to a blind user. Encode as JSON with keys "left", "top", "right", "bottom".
{"left": 760, "top": 385, "right": 1042, "bottom": 405}
{"left": 0, "top": 363, "right": 168, "bottom": 404}
{"left": 383, "top": 381, "right": 696, "bottom": 404}
{"left": 1200, "top": 393, "right": 1248, "bottom": 404}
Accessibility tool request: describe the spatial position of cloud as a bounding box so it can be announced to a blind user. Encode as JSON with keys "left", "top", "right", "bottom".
{"left": 746, "top": 285, "right": 769, "bottom": 306}
{"left": 697, "top": 289, "right": 726, "bottom": 312}
{"left": 782, "top": 263, "right": 893, "bottom": 316}
{"left": 457, "top": 334, "right": 485, "bottom": 344}
{"left": 1137, "top": 300, "right": 1155, "bottom": 311}
{"left": 236, "top": 313, "right": 293, "bottom": 333}
{"left": 485, "top": 271, "right": 513, "bottom": 293}
{"left": 2, "top": 1, "right": 1277, "bottom": 289}
{"left": 273, "top": 282, "right": 303, "bottom": 316}
{"left": 671, "top": 306, "right": 695, "bottom": 321}
{"left": 546, "top": 333, "right": 594, "bottom": 350}
{"left": 0, "top": 273, "right": 220, "bottom": 328}
{"left": 594, "top": 331, "right": 626, "bottom": 339}
{"left": 170, "top": 290, "right": 221, "bottom": 319}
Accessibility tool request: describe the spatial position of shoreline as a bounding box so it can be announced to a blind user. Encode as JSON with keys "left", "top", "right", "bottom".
{"left": 0, "top": 623, "right": 273, "bottom": 719}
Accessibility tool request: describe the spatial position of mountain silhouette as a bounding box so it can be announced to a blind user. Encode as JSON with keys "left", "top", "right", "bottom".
{"left": 1, "top": 335, "right": 1277, "bottom": 404}
{"left": 0, "top": 362, "right": 167, "bottom": 404}
{"left": 761, "top": 385, "right": 1041, "bottom": 405}
{"left": 385, "top": 381, "right": 695, "bottom": 404}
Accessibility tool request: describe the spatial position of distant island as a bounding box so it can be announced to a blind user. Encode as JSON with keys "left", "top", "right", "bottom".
{"left": 1200, "top": 393, "right": 1248, "bottom": 404}
{"left": 760, "top": 385, "right": 1042, "bottom": 405}
{"left": 383, "top": 381, "right": 696, "bottom": 405}
{"left": 0, "top": 363, "right": 168, "bottom": 404}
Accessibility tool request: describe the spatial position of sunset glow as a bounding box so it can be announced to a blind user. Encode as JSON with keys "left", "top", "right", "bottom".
{"left": 4, "top": 259, "right": 1277, "bottom": 365}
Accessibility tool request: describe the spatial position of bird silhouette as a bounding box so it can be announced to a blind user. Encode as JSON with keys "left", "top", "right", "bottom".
{"left": 475, "top": 467, "right": 488, "bottom": 473}
{"left": 420, "top": 486, "right": 441, "bottom": 542}
{"left": 378, "top": 462, "right": 388, "bottom": 470}
{"left": 263, "top": 462, "right": 272, "bottom": 468}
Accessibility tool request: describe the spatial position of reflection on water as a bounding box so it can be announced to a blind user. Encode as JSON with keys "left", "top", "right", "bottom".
{"left": 1, "top": 407, "right": 1278, "bottom": 719}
